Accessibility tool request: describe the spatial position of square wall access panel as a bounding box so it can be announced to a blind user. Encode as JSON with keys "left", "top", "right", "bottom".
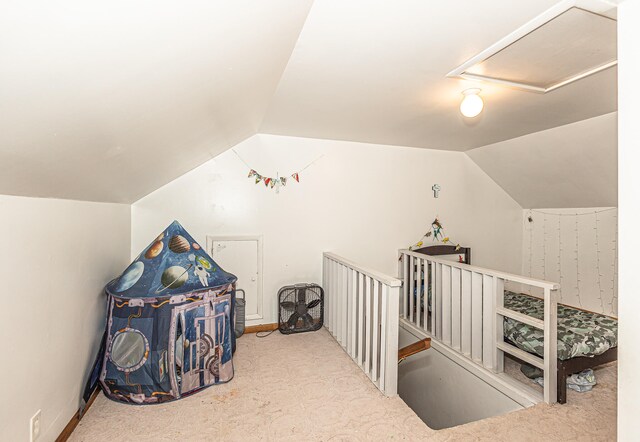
{"left": 448, "top": 0, "right": 617, "bottom": 93}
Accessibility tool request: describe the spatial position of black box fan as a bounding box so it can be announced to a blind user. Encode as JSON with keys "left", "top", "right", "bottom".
{"left": 278, "top": 283, "right": 324, "bottom": 334}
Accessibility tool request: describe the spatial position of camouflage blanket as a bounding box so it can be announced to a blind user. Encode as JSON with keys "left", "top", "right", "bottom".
{"left": 503, "top": 291, "right": 618, "bottom": 360}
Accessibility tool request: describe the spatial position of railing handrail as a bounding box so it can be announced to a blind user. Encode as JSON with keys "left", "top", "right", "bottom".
{"left": 324, "top": 252, "right": 402, "bottom": 287}
{"left": 398, "top": 249, "right": 559, "bottom": 290}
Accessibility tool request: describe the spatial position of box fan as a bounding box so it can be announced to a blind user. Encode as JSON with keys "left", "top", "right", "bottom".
{"left": 278, "top": 283, "right": 324, "bottom": 334}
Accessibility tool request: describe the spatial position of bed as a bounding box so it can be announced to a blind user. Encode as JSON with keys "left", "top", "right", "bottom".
{"left": 413, "top": 245, "right": 619, "bottom": 404}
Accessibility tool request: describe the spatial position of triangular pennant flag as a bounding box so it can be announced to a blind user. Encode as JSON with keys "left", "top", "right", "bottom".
{"left": 255, "top": 176, "right": 261, "bottom": 184}
{"left": 291, "top": 173, "right": 299, "bottom": 182}
{"left": 280, "top": 177, "right": 287, "bottom": 186}
{"left": 264, "top": 177, "right": 271, "bottom": 187}
{"left": 248, "top": 169, "right": 256, "bottom": 178}
{"left": 270, "top": 179, "right": 276, "bottom": 189}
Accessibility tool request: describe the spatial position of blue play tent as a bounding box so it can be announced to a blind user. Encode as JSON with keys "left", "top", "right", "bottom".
{"left": 97, "top": 221, "right": 237, "bottom": 405}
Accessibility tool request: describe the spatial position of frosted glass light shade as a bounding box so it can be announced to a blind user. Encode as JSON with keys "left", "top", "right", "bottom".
{"left": 460, "top": 89, "right": 484, "bottom": 118}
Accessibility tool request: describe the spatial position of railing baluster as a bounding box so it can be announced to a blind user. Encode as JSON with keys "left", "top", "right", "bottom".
{"left": 422, "top": 259, "right": 428, "bottom": 332}
{"left": 379, "top": 283, "right": 388, "bottom": 392}
{"left": 471, "top": 271, "right": 483, "bottom": 363}
{"left": 435, "top": 263, "right": 442, "bottom": 339}
{"left": 384, "top": 284, "right": 399, "bottom": 396}
{"left": 327, "top": 260, "right": 333, "bottom": 335}
{"left": 403, "top": 255, "right": 409, "bottom": 319}
{"left": 326, "top": 258, "right": 333, "bottom": 333}
{"left": 350, "top": 270, "right": 358, "bottom": 358}
{"left": 333, "top": 262, "right": 342, "bottom": 343}
{"left": 358, "top": 272, "right": 365, "bottom": 367}
{"left": 461, "top": 269, "right": 472, "bottom": 357}
{"left": 372, "top": 280, "right": 380, "bottom": 382}
{"left": 430, "top": 260, "right": 436, "bottom": 335}
{"left": 482, "top": 274, "right": 494, "bottom": 370}
{"left": 442, "top": 264, "right": 452, "bottom": 345}
{"left": 415, "top": 258, "right": 423, "bottom": 328}
{"left": 331, "top": 261, "right": 340, "bottom": 339}
{"left": 493, "top": 276, "right": 505, "bottom": 372}
{"left": 451, "top": 267, "right": 462, "bottom": 351}
{"left": 365, "top": 275, "right": 372, "bottom": 375}
{"left": 342, "top": 264, "right": 348, "bottom": 347}
{"left": 408, "top": 255, "right": 414, "bottom": 323}
{"left": 346, "top": 268, "right": 353, "bottom": 355}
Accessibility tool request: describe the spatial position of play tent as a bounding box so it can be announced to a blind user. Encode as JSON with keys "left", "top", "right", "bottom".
{"left": 98, "top": 221, "right": 237, "bottom": 405}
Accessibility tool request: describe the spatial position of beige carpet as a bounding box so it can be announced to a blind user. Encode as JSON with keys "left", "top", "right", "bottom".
{"left": 70, "top": 329, "right": 616, "bottom": 441}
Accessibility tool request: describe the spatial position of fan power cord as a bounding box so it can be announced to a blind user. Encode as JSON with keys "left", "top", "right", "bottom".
{"left": 256, "top": 329, "right": 277, "bottom": 338}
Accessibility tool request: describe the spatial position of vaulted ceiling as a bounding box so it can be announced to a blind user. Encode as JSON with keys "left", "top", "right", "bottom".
{"left": 0, "top": 0, "right": 314, "bottom": 203}
{"left": 0, "top": 0, "right": 617, "bottom": 204}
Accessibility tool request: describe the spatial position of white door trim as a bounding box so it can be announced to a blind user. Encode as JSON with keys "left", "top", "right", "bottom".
{"left": 206, "top": 235, "right": 263, "bottom": 321}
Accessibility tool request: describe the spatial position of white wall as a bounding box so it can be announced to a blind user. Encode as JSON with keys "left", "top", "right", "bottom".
{"left": 618, "top": 1, "right": 640, "bottom": 439}
{"left": 522, "top": 208, "right": 617, "bottom": 316}
{"left": 0, "top": 195, "right": 130, "bottom": 442}
{"left": 398, "top": 327, "right": 521, "bottom": 429}
{"left": 132, "top": 134, "right": 523, "bottom": 325}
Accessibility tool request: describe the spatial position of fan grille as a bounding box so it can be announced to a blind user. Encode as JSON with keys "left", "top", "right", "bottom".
{"left": 278, "top": 283, "right": 324, "bottom": 334}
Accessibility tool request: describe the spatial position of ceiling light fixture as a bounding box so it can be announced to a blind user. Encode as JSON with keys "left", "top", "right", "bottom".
{"left": 459, "top": 88, "right": 484, "bottom": 118}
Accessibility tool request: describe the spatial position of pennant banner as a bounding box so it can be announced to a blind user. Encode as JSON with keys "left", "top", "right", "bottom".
{"left": 243, "top": 169, "right": 302, "bottom": 193}
{"left": 233, "top": 149, "right": 324, "bottom": 193}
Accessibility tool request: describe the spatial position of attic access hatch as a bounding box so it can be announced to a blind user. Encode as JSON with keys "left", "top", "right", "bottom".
{"left": 447, "top": 0, "right": 617, "bottom": 93}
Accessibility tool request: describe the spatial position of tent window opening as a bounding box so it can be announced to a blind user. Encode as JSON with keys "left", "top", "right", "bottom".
{"left": 110, "top": 329, "right": 148, "bottom": 372}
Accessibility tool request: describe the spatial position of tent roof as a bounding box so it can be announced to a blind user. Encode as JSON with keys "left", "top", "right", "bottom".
{"left": 106, "top": 221, "right": 236, "bottom": 298}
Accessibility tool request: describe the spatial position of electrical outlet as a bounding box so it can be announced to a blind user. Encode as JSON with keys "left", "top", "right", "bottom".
{"left": 30, "top": 410, "right": 41, "bottom": 442}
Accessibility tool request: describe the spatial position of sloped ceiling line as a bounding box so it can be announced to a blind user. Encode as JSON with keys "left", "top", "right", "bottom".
{"left": 0, "top": 0, "right": 314, "bottom": 204}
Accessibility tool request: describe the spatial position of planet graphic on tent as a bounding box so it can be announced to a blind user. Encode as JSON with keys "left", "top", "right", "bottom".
{"left": 157, "top": 265, "right": 192, "bottom": 292}
{"left": 145, "top": 240, "right": 163, "bottom": 259}
{"left": 169, "top": 235, "right": 190, "bottom": 253}
{"left": 115, "top": 261, "right": 144, "bottom": 292}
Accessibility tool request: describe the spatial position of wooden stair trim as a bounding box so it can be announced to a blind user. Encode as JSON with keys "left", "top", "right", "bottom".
{"left": 398, "top": 338, "right": 431, "bottom": 362}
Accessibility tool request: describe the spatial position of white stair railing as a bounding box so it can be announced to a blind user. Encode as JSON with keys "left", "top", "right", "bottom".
{"left": 322, "top": 252, "right": 402, "bottom": 396}
{"left": 398, "top": 249, "right": 559, "bottom": 404}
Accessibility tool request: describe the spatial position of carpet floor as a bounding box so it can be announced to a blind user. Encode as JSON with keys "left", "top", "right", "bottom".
{"left": 70, "top": 328, "right": 616, "bottom": 441}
